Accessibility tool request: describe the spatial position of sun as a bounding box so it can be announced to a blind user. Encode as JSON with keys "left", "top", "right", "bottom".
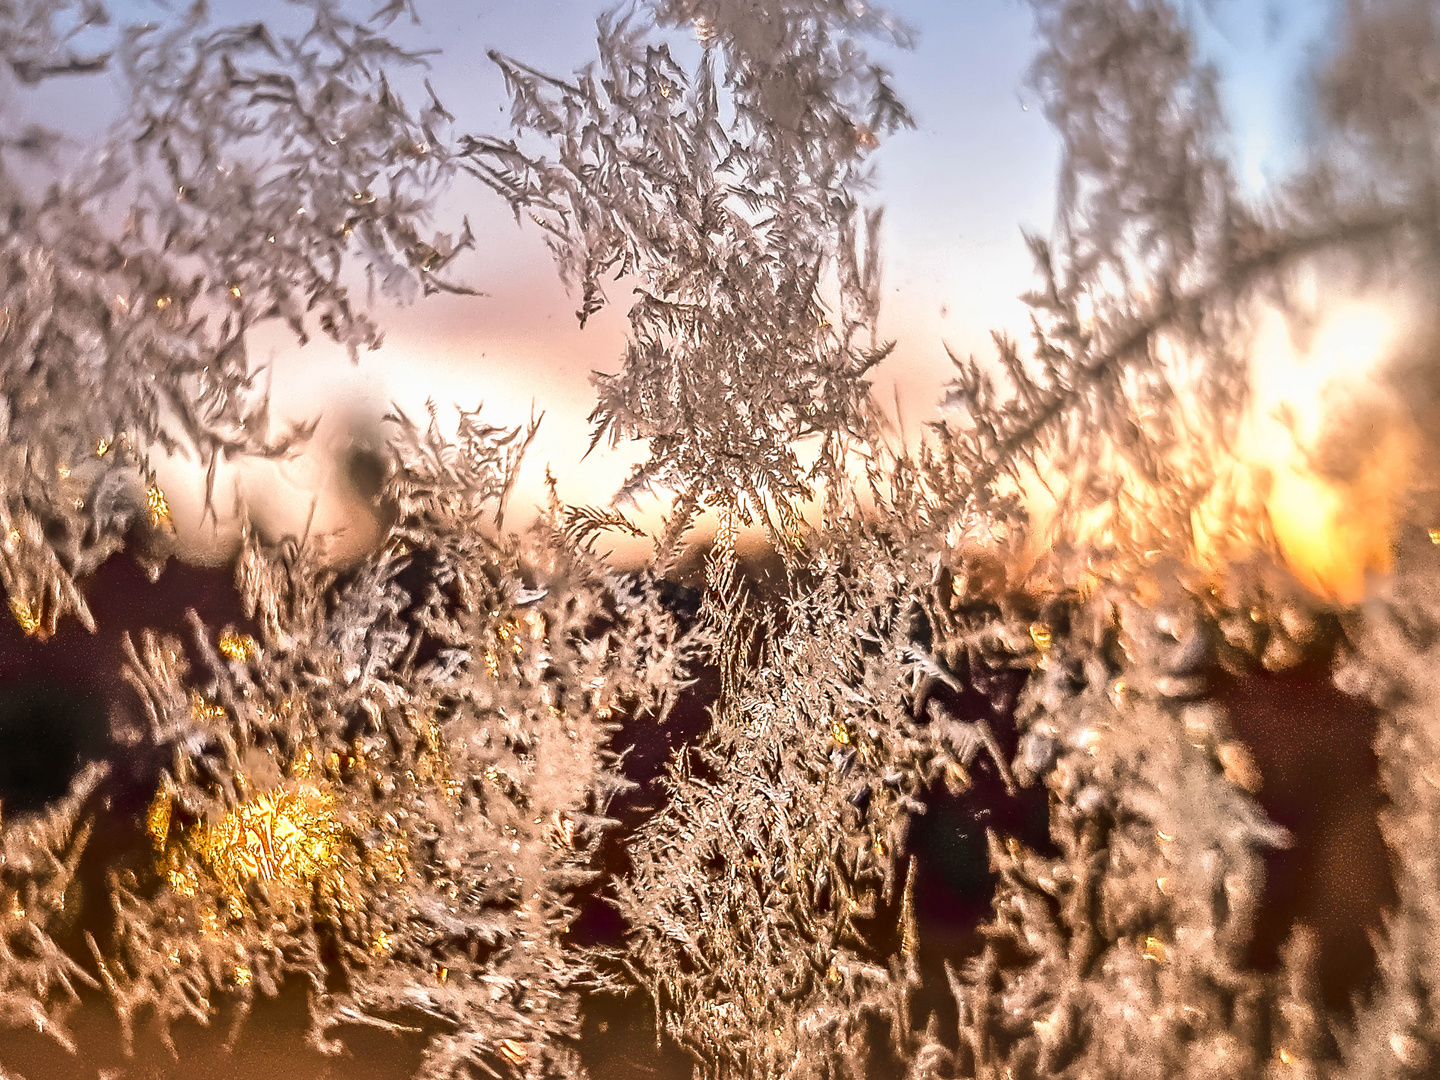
{"left": 1243, "top": 302, "right": 1418, "bottom": 602}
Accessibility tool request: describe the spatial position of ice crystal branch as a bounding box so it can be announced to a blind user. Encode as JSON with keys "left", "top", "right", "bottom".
{"left": 2, "top": 2, "right": 1440, "bottom": 1079}
{"left": 0, "top": 0, "right": 467, "bottom": 630}
{"left": 97, "top": 409, "right": 697, "bottom": 1078}
{"left": 931, "top": 0, "right": 1252, "bottom": 568}
{"left": 934, "top": 0, "right": 1435, "bottom": 574}
{"left": 464, "top": 0, "right": 912, "bottom": 534}
{"left": 614, "top": 528, "right": 1048, "bottom": 1078}
{"left": 0, "top": 763, "right": 104, "bottom": 1055}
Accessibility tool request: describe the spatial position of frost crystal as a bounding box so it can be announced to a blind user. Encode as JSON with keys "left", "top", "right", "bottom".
{"left": 2, "top": 1, "right": 1440, "bottom": 1079}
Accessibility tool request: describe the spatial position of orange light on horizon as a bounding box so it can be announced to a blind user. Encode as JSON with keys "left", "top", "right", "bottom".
{"left": 1013, "top": 300, "right": 1419, "bottom": 604}
{"left": 1241, "top": 303, "right": 1417, "bottom": 603}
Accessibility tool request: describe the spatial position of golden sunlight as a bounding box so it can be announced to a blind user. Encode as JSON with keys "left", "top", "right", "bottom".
{"left": 1240, "top": 303, "right": 1418, "bottom": 602}
{"left": 1014, "top": 299, "right": 1419, "bottom": 603}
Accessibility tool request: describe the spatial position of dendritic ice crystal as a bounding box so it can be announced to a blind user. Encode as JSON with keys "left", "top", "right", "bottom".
{"left": 2, "top": 0, "right": 1440, "bottom": 1079}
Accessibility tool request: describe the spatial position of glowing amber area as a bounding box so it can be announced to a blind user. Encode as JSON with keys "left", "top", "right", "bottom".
{"left": 1238, "top": 304, "right": 1417, "bottom": 602}
{"left": 145, "top": 725, "right": 424, "bottom": 916}
{"left": 217, "top": 631, "right": 260, "bottom": 662}
{"left": 146, "top": 484, "right": 171, "bottom": 527}
{"left": 148, "top": 780, "right": 347, "bottom": 902}
{"left": 7, "top": 596, "right": 41, "bottom": 636}
{"left": 1013, "top": 301, "right": 1417, "bottom": 603}
{"left": 192, "top": 785, "right": 344, "bottom": 895}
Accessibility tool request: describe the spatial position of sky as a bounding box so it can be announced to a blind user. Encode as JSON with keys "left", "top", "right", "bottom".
{"left": 115, "top": 0, "right": 1344, "bottom": 562}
